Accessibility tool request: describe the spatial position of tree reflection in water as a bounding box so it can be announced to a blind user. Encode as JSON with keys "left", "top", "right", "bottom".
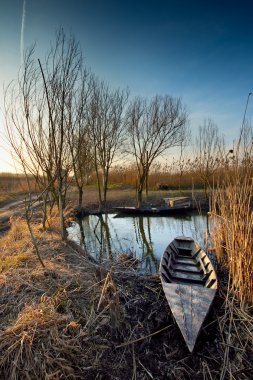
{"left": 133, "top": 217, "right": 159, "bottom": 272}
{"left": 67, "top": 211, "right": 208, "bottom": 273}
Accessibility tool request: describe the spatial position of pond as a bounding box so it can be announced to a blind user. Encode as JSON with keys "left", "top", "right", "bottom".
{"left": 67, "top": 211, "right": 210, "bottom": 274}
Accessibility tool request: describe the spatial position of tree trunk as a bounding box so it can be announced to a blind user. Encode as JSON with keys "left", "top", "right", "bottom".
{"left": 137, "top": 177, "right": 145, "bottom": 208}
{"left": 27, "top": 216, "right": 45, "bottom": 268}
{"left": 145, "top": 151, "right": 149, "bottom": 198}
{"left": 102, "top": 167, "right": 109, "bottom": 208}
{"left": 96, "top": 169, "right": 102, "bottom": 213}
{"left": 145, "top": 172, "right": 149, "bottom": 198}
{"left": 94, "top": 148, "right": 102, "bottom": 213}
{"left": 62, "top": 192, "right": 66, "bottom": 210}
{"left": 58, "top": 177, "right": 66, "bottom": 240}
{"left": 101, "top": 214, "right": 112, "bottom": 260}
{"left": 77, "top": 218, "right": 86, "bottom": 247}
{"left": 137, "top": 185, "right": 143, "bottom": 208}
{"left": 42, "top": 192, "right": 48, "bottom": 229}
{"left": 78, "top": 187, "right": 83, "bottom": 208}
{"left": 103, "top": 171, "right": 107, "bottom": 206}
{"left": 204, "top": 181, "right": 209, "bottom": 204}
{"left": 137, "top": 170, "right": 147, "bottom": 208}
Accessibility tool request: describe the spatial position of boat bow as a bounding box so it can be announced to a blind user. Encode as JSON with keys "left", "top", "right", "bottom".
{"left": 160, "top": 236, "right": 217, "bottom": 352}
{"left": 162, "top": 282, "right": 216, "bottom": 352}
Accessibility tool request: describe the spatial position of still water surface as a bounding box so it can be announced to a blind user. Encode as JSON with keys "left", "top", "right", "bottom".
{"left": 67, "top": 211, "right": 209, "bottom": 273}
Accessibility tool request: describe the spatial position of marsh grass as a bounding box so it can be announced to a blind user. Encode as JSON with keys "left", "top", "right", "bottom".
{"left": 207, "top": 136, "right": 253, "bottom": 379}
{"left": 0, "top": 217, "right": 33, "bottom": 270}
{"left": 210, "top": 154, "right": 253, "bottom": 304}
{"left": 0, "top": 252, "right": 31, "bottom": 272}
{"left": 215, "top": 281, "right": 253, "bottom": 378}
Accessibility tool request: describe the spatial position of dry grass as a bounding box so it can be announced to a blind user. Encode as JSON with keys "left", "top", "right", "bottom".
{"left": 207, "top": 141, "right": 253, "bottom": 378}
{"left": 210, "top": 160, "right": 253, "bottom": 304}
{"left": 0, "top": 205, "right": 253, "bottom": 378}
{"left": 0, "top": 173, "right": 38, "bottom": 204}
{"left": 0, "top": 217, "right": 34, "bottom": 269}
{"left": 216, "top": 287, "right": 253, "bottom": 380}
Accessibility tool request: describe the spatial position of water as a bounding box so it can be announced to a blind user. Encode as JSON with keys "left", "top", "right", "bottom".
{"left": 67, "top": 211, "right": 209, "bottom": 273}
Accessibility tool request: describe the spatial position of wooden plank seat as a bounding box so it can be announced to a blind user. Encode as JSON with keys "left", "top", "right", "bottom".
{"left": 172, "top": 263, "right": 203, "bottom": 274}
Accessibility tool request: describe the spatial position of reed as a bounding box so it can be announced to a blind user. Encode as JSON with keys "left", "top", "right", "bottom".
{"left": 210, "top": 144, "right": 253, "bottom": 304}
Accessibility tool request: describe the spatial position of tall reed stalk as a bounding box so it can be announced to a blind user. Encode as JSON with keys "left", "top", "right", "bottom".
{"left": 210, "top": 133, "right": 253, "bottom": 304}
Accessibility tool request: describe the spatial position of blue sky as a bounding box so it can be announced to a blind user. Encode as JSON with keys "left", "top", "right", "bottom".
{"left": 1, "top": 0, "right": 253, "bottom": 172}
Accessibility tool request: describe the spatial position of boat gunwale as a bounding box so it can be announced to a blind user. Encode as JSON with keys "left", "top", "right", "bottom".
{"left": 160, "top": 237, "right": 217, "bottom": 289}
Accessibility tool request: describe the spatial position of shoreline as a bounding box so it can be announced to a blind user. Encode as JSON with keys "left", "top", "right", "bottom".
{"left": 0, "top": 189, "right": 208, "bottom": 234}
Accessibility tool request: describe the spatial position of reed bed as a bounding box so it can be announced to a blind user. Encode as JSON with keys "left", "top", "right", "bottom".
{"left": 210, "top": 153, "right": 253, "bottom": 304}
{"left": 207, "top": 140, "right": 253, "bottom": 378}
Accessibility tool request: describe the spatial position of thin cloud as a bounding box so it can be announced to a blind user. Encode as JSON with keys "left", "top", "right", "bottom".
{"left": 20, "top": 0, "right": 26, "bottom": 66}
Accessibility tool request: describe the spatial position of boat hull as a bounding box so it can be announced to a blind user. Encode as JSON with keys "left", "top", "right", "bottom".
{"left": 114, "top": 205, "right": 192, "bottom": 215}
{"left": 160, "top": 236, "right": 217, "bottom": 352}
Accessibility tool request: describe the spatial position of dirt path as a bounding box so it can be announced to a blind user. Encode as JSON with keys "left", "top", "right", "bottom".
{"left": 0, "top": 195, "right": 39, "bottom": 233}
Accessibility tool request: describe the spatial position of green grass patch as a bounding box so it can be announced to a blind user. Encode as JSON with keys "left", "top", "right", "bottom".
{"left": 0, "top": 252, "right": 31, "bottom": 272}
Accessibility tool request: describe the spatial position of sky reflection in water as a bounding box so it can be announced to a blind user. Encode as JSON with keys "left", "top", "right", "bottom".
{"left": 67, "top": 211, "right": 209, "bottom": 273}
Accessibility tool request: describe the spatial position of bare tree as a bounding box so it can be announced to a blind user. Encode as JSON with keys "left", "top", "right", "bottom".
{"left": 88, "top": 78, "right": 129, "bottom": 211}
{"left": 194, "top": 119, "right": 225, "bottom": 201}
{"left": 5, "top": 46, "right": 58, "bottom": 229}
{"left": 5, "top": 29, "right": 83, "bottom": 239}
{"left": 126, "top": 95, "right": 187, "bottom": 207}
{"left": 38, "top": 29, "right": 83, "bottom": 238}
{"left": 66, "top": 70, "right": 94, "bottom": 208}
{"left": 70, "top": 131, "right": 94, "bottom": 208}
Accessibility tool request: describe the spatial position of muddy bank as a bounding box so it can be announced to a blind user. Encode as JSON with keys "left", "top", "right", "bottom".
{"left": 0, "top": 189, "right": 208, "bottom": 233}
{"left": 72, "top": 192, "right": 209, "bottom": 218}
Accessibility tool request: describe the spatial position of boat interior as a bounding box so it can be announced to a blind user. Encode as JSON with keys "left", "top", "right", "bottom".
{"left": 160, "top": 236, "right": 217, "bottom": 289}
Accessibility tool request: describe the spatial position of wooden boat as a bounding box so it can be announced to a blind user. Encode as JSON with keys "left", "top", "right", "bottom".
{"left": 163, "top": 196, "right": 191, "bottom": 208}
{"left": 160, "top": 236, "right": 217, "bottom": 352}
{"left": 114, "top": 204, "right": 191, "bottom": 216}
{"left": 114, "top": 206, "right": 157, "bottom": 215}
{"left": 115, "top": 197, "right": 192, "bottom": 215}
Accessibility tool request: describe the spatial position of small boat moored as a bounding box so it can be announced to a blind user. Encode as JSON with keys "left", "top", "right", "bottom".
{"left": 114, "top": 197, "right": 192, "bottom": 215}
{"left": 163, "top": 196, "right": 191, "bottom": 208}
{"left": 114, "top": 206, "right": 160, "bottom": 215}
{"left": 160, "top": 236, "right": 217, "bottom": 352}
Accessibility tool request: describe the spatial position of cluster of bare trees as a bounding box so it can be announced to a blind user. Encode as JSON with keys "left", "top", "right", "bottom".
{"left": 5, "top": 30, "right": 125, "bottom": 237}
{"left": 194, "top": 119, "right": 225, "bottom": 200}
{"left": 4, "top": 28, "right": 189, "bottom": 238}
{"left": 126, "top": 96, "right": 188, "bottom": 206}
{"left": 5, "top": 30, "right": 85, "bottom": 238}
{"left": 88, "top": 79, "right": 129, "bottom": 210}
{"left": 6, "top": 28, "right": 230, "bottom": 244}
{"left": 103, "top": 118, "right": 227, "bottom": 198}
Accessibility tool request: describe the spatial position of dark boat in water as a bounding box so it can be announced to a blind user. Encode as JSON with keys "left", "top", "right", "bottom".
{"left": 114, "top": 197, "right": 192, "bottom": 215}
{"left": 160, "top": 236, "right": 217, "bottom": 352}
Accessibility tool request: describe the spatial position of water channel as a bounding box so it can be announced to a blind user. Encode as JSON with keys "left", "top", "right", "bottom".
{"left": 67, "top": 211, "right": 210, "bottom": 274}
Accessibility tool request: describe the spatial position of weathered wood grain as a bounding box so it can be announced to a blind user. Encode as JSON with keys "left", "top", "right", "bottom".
{"left": 160, "top": 236, "right": 217, "bottom": 352}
